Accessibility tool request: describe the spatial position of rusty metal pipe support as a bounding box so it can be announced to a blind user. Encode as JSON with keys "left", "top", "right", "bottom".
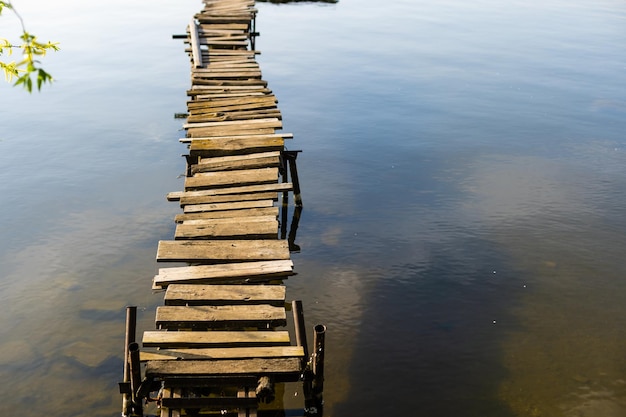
{"left": 128, "top": 342, "right": 143, "bottom": 416}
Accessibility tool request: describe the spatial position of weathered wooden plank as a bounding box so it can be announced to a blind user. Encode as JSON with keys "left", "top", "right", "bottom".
{"left": 169, "top": 189, "right": 284, "bottom": 203}
{"left": 184, "top": 167, "right": 278, "bottom": 189}
{"left": 179, "top": 183, "right": 293, "bottom": 199}
{"left": 201, "top": 47, "right": 257, "bottom": 54}
{"left": 188, "top": 109, "right": 281, "bottom": 122}
{"left": 189, "top": 104, "right": 278, "bottom": 115}
{"left": 192, "top": 68, "right": 261, "bottom": 75}
{"left": 189, "top": 70, "right": 261, "bottom": 78}
{"left": 174, "top": 207, "right": 280, "bottom": 222}
{"left": 155, "top": 305, "right": 287, "bottom": 328}
{"left": 153, "top": 259, "right": 293, "bottom": 288}
{"left": 192, "top": 71, "right": 261, "bottom": 79}
{"left": 184, "top": 117, "right": 281, "bottom": 130}
{"left": 187, "top": 96, "right": 275, "bottom": 109}
{"left": 187, "top": 77, "right": 265, "bottom": 87}
{"left": 188, "top": 126, "right": 278, "bottom": 139}
{"left": 189, "top": 19, "right": 203, "bottom": 68}
{"left": 199, "top": 36, "right": 250, "bottom": 45}
{"left": 140, "top": 346, "right": 303, "bottom": 361}
{"left": 195, "top": 17, "right": 253, "bottom": 25}
{"left": 198, "top": 29, "right": 250, "bottom": 37}
{"left": 188, "top": 86, "right": 270, "bottom": 94}
{"left": 187, "top": 137, "right": 284, "bottom": 156}
{"left": 156, "top": 240, "right": 290, "bottom": 262}
{"left": 179, "top": 191, "right": 278, "bottom": 206}
{"left": 182, "top": 215, "right": 278, "bottom": 225}
{"left": 164, "top": 284, "right": 286, "bottom": 306}
{"left": 192, "top": 152, "right": 280, "bottom": 173}
{"left": 145, "top": 358, "right": 302, "bottom": 377}
{"left": 183, "top": 200, "right": 274, "bottom": 214}
{"left": 160, "top": 397, "right": 257, "bottom": 409}
{"left": 191, "top": 69, "right": 261, "bottom": 78}
{"left": 191, "top": 93, "right": 271, "bottom": 101}
{"left": 188, "top": 108, "right": 281, "bottom": 120}
{"left": 198, "top": 151, "right": 280, "bottom": 164}
{"left": 174, "top": 218, "right": 277, "bottom": 239}
{"left": 167, "top": 191, "right": 184, "bottom": 201}
{"left": 182, "top": 133, "right": 292, "bottom": 144}
{"left": 143, "top": 330, "right": 291, "bottom": 348}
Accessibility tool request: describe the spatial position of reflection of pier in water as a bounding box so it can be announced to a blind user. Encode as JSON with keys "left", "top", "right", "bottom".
{"left": 118, "top": 1, "right": 323, "bottom": 416}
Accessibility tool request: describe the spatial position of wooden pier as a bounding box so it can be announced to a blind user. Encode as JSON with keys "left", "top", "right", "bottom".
{"left": 119, "top": 1, "right": 324, "bottom": 416}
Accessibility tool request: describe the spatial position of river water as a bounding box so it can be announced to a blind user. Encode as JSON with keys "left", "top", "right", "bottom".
{"left": 1, "top": 0, "right": 626, "bottom": 416}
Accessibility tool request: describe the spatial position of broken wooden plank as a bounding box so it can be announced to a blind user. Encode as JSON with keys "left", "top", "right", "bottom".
{"left": 156, "top": 240, "right": 290, "bottom": 262}
{"left": 164, "top": 284, "right": 286, "bottom": 306}
{"left": 143, "top": 330, "right": 291, "bottom": 348}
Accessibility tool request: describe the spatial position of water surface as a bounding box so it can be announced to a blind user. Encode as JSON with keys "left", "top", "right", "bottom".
{"left": 1, "top": 0, "right": 626, "bottom": 416}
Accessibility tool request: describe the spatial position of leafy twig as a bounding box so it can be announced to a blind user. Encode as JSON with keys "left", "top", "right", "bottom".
{"left": 0, "top": 1, "right": 59, "bottom": 92}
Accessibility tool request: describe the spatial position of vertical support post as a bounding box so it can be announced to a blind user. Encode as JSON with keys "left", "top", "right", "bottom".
{"left": 288, "top": 206, "right": 302, "bottom": 252}
{"left": 291, "top": 300, "right": 309, "bottom": 363}
{"left": 128, "top": 342, "right": 143, "bottom": 416}
{"left": 280, "top": 153, "right": 290, "bottom": 239}
{"left": 286, "top": 152, "right": 303, "bottom": 207}
{"left": 122, "top": 306, "right": 137, "bottom": 417}
{"left": 184, "top": 154, "right": 199, "bottom": 177}
{"left": 250, "top": 12, "right": 257, "bottom": 50}
{"left": 312, "top": 324, "right": 326, "bottom": 398}
{"left": 303, "top": 324, "right": 326, "bottom": 416}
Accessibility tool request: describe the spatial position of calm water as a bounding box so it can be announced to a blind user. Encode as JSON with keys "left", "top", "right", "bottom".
{"left": 1, "top": 0, "right": 626, "bottom": 416}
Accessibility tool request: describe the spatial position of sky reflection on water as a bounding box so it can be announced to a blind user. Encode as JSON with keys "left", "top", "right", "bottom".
{"left": 1, "top": 0, "right": 626, "bottom": 416}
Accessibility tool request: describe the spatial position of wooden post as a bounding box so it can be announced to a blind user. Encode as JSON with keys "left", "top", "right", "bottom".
{"left": 312, "top": 325, "right": 326, "bottom": 396}
{"left": 183, "top": 154, "right": 198, "bottom": 177}
{"left": 288, "top": 205, "right": 302, "bottom": 252}
{"left": 256, "top": 376, "right": 275, "bottom": 403}
{"left": 128, "top": 342, "right": 143, "bottom": 416}
{"left": 285, "top": 151, "right": 303, "bottom": 207}
{"left": 122, "top": 306, "right": 137, "bottom": 417}
{"left": 280, "top": 154, "right": 289, "bottom": 240}
{"left": 250, "top": 11, "right": 258, "bottom": 50}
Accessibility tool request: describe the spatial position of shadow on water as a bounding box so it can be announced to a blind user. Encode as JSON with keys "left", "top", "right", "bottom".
{"left": 330, "top": 236, "right": 522, "bottom": 416}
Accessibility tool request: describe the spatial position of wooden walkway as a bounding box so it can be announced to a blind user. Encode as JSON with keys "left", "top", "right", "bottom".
{"left": 119, "top": 1, "right": 323, "bottom": 416}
